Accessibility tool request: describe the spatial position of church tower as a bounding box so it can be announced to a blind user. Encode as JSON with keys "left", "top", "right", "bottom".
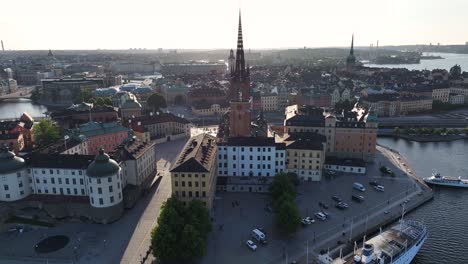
{"left": 346, "top": 34, "right": 356, "bottom": 72}
{"left": 228, "top": 49, "right": 235, "bottom": 76}
{"left": 228, "top": 10, "right": 251, "bottom": 137}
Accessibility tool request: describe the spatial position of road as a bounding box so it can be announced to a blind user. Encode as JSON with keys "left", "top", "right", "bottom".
{"left": 118, "top": 139, "right": 186, "bottom": 264}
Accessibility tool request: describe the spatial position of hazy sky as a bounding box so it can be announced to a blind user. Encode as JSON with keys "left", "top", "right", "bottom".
{"left": 2, "top": 0, "right": 467, "bottom": 50}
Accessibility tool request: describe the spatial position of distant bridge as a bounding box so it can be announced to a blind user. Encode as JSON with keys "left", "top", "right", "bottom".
{"left": 0, "top": 89, "right": 32, "bottom": 101}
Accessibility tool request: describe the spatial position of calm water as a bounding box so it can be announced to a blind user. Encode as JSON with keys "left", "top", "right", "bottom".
{"left": 365, "top": 52, "right": 468, "bottom": 71}
{"left": 378, "top": 138, "right": 468, "bottom": 264}
{"left": 0, "top": 99, "right": 48, "bottom": 120}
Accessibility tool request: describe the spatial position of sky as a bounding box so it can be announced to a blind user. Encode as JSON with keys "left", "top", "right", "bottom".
{"left": 2, "top": 0, "right": 468, "bottom": 50}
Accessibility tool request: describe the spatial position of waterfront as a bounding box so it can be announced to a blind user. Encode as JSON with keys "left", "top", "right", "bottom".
{"left": 365, "top": 52, "right": 468, "bottom": 71}
{"left": 0, "top": 99, "right": 48, "bottom": 120}
{"left": 378, "top": 138, "right": 468, "bottom": 264}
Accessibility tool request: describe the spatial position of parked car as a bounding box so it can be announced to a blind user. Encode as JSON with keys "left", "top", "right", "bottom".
{"left": 315, "top": 212, "right": 327, "bottom": 221}
{"left": 353, "top": 182, "right": 366, "bottom": 192}
{"left": 332, "top": 195, "right": 342, "bottom": 202}
{"left": 352, "top": 194, "right": 365, "bottom": 203}
{"left": 302, "top": 217, "right": 314, "bottom": 226}
{"left": 374, "top": 185, "right": 385, "bottom": 192}
{"left": 319, "top": 201, "right": 329, "bottom": 209}
{"left": 336, "top": 202, "right": 349, "bottom": 210}
{"left": 321, "top": 211, "right": 330, "bottom": 218}
{"left": 246, "top": 240, "right": 257, "bottom": 251}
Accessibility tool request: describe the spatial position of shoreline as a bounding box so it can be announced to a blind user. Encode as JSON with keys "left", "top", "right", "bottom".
{"left": 379, "top": 134, "right": 468, "bottom": 142}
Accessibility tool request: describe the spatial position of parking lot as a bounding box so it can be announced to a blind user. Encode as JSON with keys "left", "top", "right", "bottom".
{"left": 202, "top": 148, "right": 421, "bottom": 264}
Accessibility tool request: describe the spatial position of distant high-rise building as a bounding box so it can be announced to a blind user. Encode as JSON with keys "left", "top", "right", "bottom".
{"left": 346, "top": 34, "right": 356, "bottom": 72}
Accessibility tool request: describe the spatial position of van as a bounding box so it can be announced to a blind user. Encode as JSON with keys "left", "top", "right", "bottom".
{"left": 252, "top": 229, "right": 267, "bottom": 244}
{"left": 353, "top": 182, "right": 366, "bottom": 192}
{"left": 352, "top": 194, "right": 365, "bottom": 203}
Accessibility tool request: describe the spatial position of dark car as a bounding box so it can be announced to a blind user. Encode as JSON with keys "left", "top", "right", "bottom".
{"left": 352, "top": 194, "right": 365, "bottom": 203}
{"left": 336, "top": 202, "right": 349, "bottom": 210}
{"left": 319, "top": 202, "right": 329, "bottom": 209}
{"left": 332, "top": 196, "right": 342, "bottom": 202}
{"left": 369, "top": 180, "right": 379, "bottom": 187}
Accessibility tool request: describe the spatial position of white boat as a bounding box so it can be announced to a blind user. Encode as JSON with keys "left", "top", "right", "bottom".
{"left": 318, "top": 220, "right": 427, "bottom": 264}
{"left": 423, "top": 172, "right": 468, "bottom": 188}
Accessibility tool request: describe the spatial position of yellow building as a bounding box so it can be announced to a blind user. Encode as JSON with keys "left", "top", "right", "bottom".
{"left": 283, "top": 133, "right": 326, "bottom": 181}
{"left": 170, "top": 134, "right": 217, "bottom": 209}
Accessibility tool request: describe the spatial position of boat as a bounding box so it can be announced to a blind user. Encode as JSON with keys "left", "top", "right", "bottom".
{"left": 423, "top": 172, "right": 468, "bottom": 188}
{"left": 318, "top": 220, "right": 427, "bottom": 264}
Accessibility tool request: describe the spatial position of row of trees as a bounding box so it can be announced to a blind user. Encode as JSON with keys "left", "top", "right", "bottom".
{"left": 394, "top": 126, "right": 468, "bottom": 136}
{"left": 87, "top": 97, "right": 112, "bottom": 107}
{"left": 269, "top": 173, "right": 301, "bottom": 234}
{"left": 379, "top": 166, "right": 395, "bottom": 177}
{"left": 150, "top": 197, "right": 211, "bottom": 263}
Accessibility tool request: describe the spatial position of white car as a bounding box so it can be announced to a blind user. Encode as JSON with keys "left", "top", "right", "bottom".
{"left": 315, "top": 212, "right": 327, "bottom": 221}
{"left": 374, "top": 185, "right": 385, "bottom": 192}
{"left": 246, "top": 240, "right": 257, "bottom": 251}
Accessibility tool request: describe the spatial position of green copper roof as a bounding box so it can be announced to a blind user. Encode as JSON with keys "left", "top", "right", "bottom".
{"left": 86, "top": 148, "right": 120, "bottom": 178}
{"left": 0, "top": 145, "right": 26, "bottom": 174}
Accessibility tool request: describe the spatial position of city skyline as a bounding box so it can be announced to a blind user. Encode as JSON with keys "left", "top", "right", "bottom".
{"left": 2, "top": 0, "right": 468, "bottom": 50}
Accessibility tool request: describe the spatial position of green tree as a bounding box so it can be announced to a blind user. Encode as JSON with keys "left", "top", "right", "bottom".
{"left": 275, "top": 198, "right": 301, "bottom": 233}
{"left": 147, "top": 93, "right": 167, "bottom": 112}
{"left": 379, "top": 166, "right": 389, "bottom": 175}
{"left": 72, "top": 89, "right": 92, "bottom": 104}
{"left": 464, "top": 126, "right": 468, "bottom": 134}
{"left": 33, "top": 119, "right": 60, "bottom": 147}
{"left": 95, "top": 97, "right": 105, "bottom": 106}
{"left": 102, "top": 97, "right": 112, "bottom": 106}
{"left": 151, "top": 197, "right": 211, "bottom": 263}
{"left": 269, "top": 172, "right": 295, "bottom": 200}
{"left": 393, "top": 127, "right": 400, "bottom": 135}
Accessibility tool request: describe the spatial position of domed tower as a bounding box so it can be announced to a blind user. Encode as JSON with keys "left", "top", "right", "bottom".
{"left": 86, "top": 149, "right": 123, "bottom": 209}
{"left": 0, "top": 145, "right": 30, "bottom": 201}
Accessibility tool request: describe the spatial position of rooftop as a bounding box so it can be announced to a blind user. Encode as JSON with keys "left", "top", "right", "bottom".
{"left": 170, "top": 134, "right": 217, "bottom": 173}
{"left": 77, "top": 122, "right": 128, "bottom": 138}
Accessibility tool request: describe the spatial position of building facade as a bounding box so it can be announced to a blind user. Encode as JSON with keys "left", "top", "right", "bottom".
{"left": 170, "top": 134, "right": 217, "bottom": 209}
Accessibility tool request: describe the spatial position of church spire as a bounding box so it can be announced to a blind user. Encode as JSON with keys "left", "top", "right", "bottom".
{"left": 350, "top": 34, "right": 354, "bottom": 56}
{"left": 234, "top": 9, "right": 247, "bottom": 82}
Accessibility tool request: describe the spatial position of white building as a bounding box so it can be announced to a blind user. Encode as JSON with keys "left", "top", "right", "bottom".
{"left": 449, "top": 93, "right": 465, "bottom": 105}
{"left": 217, "top": 137, "right": 286, "bottom": 177}
{"left": 0, "top": 147, "right": 125, "bottom": 223}
{"left": 261, "top": 93, "right": 279, "bottom": 112}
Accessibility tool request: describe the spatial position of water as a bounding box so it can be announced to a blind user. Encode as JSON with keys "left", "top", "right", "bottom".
{"left": 377, "top": 138, "right": 468, "bottom": 264}
{"left": 365, "top": 52, "right": 468, "bottom": 71}
{"left": 0, "top": 99, "right": 48, "bottom": 120}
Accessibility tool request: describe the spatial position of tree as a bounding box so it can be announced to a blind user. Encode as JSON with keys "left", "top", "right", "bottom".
{"left": 33, "top": 119, "right": 60, "bottom": 147}
{"left": 102, "top": 97, "right": 112, "bottom": 106}
{"left": 150, "top": 197, "right": 211, "bottom": 263}
{"left": 275, "top": 198, "right": 301, "bottom": 233}
{"left": 393, "top": 127, "right": 400, "bottom": 135}
{"left": 95, "top": 97, "right": 104, "bottom": 106}
{"left": 269, "top": 172, "right": 295, "bottom": 200}
{"left": 72, "top": 89, "right": 92, "bottom": 104}
{"left": 147, "top": 93, "right": 167, "bottom": 112}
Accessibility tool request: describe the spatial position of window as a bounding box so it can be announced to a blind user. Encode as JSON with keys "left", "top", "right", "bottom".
{"left": 66, "top": 188, "right": 71, "bottom": 194}
{"left": 36, "top": 178, "right": 39, "bottom": 183}
{"left": 6, "top": 194, "right": 10, "bottom": 199}
{"left": 60, "top": 188, "right": 63, "bottom": 194}
{"left": 195, "top": 182, "right": 199, "bottom": 187}
{"left": 81, "top": 189, "right": 85, "bottom": 195}
{"left": 109, "top": 186, "right": 113, "bottom": 192}
{"left": 72, "top": 171, "right": 75, "bottom": 175}
{"left": 51, "top": 178, "right": 55, "bottom": 184}
{"left": 3, "top": 185, "right": 8, "bottom": 191}
{"left": 110, "top": 196, "right": 114, "bottom": 203}
{"left": 74, "top": 188, "right": 78, "bottom": 195}
{"left": 182, "top": 191, "right": 186, "bottom": 197}
{"left": 65, "top": 179, "right": 69, "bottom": 185}
{"left": 181, "top": 181, "right": 185, "bottom": 187}
{"left": 43, "top": 179, "right": 47, "bottom": 184}
{"left": 119, "top": 192, "right": 122, "bottom": 199}
{"left": 108, "top": 177, "right": 112, "bottom": 182}
{"left": 202, "top": 182, "right": 206, "bottom": 187}
{"left": 99, "top": 198, "right": 103, "bottom": 205}
{"left": 202, "top": 191, "right": 206, "bottom": 197}
{"left": 20, "top": 190, "right": 24, "bottom": 195}
{"left": 189, "top": 191, "right": 192, "bottom": 197}
{"left": 80, "top": 179, "right": 84, "bottom": 185}
{"left": 175, "top": 181, "right": 178, "bottom": 187}
{"left": 50, "top": 169, "right": 53, "bottom": 174}
{"left": 188, "top": 181, "right": 192, "bottom": 187}
{"left": 97, "top": 179, "right": 101, "bottom": 184}
{"left": 98, "top": 188, "right": 102, "bottom": 194}
{"left": 72, "top": 179, "right": 76, "bottom": 185}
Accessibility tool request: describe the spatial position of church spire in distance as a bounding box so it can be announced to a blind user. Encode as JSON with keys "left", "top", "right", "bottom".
{"left": 350, "top": 33, "right": 354, "bottom": 55}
